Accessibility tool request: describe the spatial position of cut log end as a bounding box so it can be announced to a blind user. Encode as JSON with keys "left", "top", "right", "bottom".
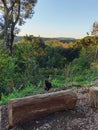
{"left": 89, "top": 87, "right": 98, "bottom": 108}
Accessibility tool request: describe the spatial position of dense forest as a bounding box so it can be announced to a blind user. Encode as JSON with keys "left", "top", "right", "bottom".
{"left": 0, "top": 34, "right": 98, "bottom": 105}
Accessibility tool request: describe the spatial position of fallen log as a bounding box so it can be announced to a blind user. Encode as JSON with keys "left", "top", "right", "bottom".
{"left": 8, "top": 90, "right": 77, "bottom": 126}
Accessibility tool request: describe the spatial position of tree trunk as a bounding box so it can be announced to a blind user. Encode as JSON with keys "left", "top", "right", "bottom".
{"left": 8, "top": 90, "right": 77, "bottom": 127}
{"left": 4, "top": 7, "right": 9, "bottom": 47}
{"left": 10, "top": 25, "right": 14, "bottom": 56}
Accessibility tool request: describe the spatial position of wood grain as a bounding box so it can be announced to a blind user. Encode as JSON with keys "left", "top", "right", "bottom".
{"left": 8, "top": 90, "right": 77, "bottom": 126}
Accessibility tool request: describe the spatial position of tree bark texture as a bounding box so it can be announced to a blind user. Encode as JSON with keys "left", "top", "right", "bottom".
{"left": 89, "top": 87, "right": 98, "bottom": 108}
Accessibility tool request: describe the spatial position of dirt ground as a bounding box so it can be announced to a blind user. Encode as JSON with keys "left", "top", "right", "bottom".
{"left": 1, "top": 89, "right": 98, "bottom": 130}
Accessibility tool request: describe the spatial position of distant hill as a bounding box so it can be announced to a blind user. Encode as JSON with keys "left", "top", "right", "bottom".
{"left": 14, "top": 36, "right": 76, "bottom": 43}
{"left": 41, "top": 37, "right": 76, "bottom": 43}
{"left": 14, "top": 36, "right": 23, "bottom": 42}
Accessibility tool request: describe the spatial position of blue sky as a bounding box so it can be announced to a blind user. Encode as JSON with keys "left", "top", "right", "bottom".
{"left": 19, "top": 0, "right": 98, "bottom": 38}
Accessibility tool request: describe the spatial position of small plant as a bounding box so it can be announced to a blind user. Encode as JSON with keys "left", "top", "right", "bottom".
{"left": 52, "top": 78, "right": 65, "bottom": 88}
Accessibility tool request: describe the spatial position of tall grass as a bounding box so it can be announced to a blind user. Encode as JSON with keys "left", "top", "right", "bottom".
{"left": 0, "top": 86, "right": 44, "bottom": 105}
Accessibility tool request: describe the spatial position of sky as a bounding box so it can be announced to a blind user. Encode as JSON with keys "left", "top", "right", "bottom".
{"left": 19, "top": 0, "right": 98, "bottom": 39}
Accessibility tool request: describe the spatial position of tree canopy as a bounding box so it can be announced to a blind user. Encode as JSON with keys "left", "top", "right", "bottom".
{"left": 92, "top": 22, "right": 98, "bottom": 36}
{"left": 0, "top": 0, "right": 37, "bottom": 56}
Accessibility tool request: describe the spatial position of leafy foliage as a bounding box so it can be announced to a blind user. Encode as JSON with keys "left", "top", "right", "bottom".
{"left": 1, "top": 35, "right": 98, "bottom": 104}
{"left": 0, "top": 0, "right": 37, "bottom": 55}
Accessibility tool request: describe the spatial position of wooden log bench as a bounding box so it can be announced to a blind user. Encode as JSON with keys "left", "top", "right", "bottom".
{"left": 8, "top": 89, "right": 77, "bottom": 127}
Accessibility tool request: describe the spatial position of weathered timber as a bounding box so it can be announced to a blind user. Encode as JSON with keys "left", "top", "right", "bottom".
{"left": 8, "top": 90, "right": 77, "bottom": 126}
{"left": 89, "top": 87, "right": 98, "bottom": 108}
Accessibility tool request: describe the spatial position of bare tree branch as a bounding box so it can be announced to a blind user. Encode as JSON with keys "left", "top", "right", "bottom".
{"left": 1, "top": 0, "right": 7, "bottom": 9}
